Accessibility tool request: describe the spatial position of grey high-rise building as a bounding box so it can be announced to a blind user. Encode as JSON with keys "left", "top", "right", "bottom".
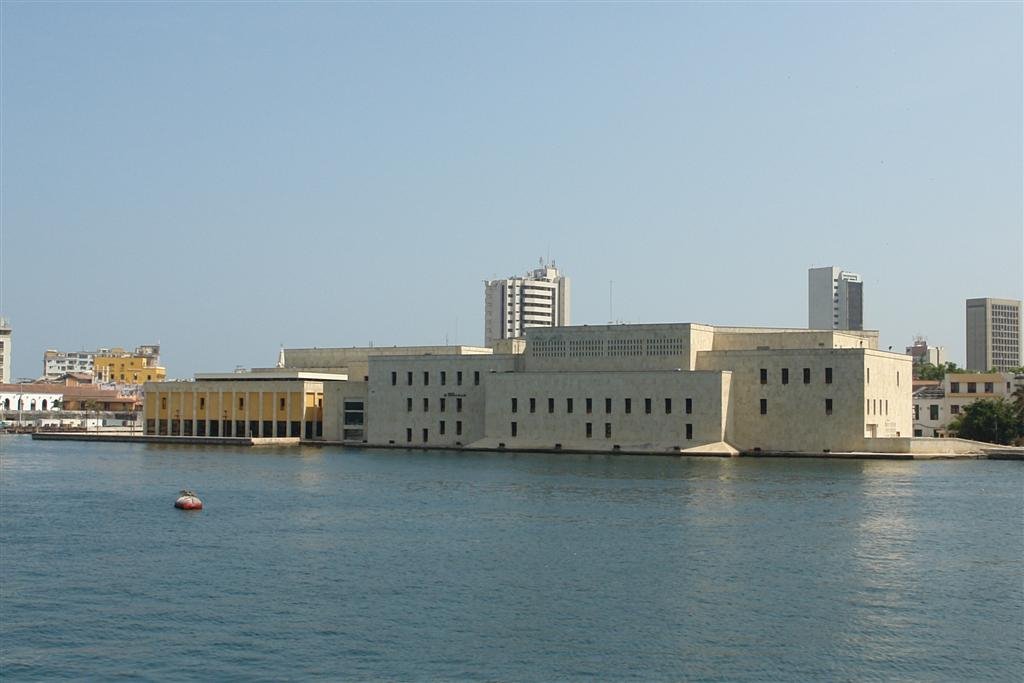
{"left": 965, "top": 297, "right": 1022, "bottom": 371}
{"left": 808, "top": 266, "right": 863, "bottom": 330}
{"left": 484, "top": 261, "right": 570, "bottom": 347}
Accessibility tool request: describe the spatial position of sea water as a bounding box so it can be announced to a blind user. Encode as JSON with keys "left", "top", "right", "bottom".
{"left": 2, "top": 436, "right": 1021, "bottom": 681}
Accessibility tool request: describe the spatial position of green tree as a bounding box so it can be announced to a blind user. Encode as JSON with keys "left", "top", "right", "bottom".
{"left": 914, "top": 361, "right": 965, "bottom": 381}
{"left": 948, "top": 398, "right": 1023, "bottom": 445}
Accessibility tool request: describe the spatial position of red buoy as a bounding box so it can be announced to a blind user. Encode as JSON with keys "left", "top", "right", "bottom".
{"left": 175, "top": 490, "right": 203, "bottom": 510}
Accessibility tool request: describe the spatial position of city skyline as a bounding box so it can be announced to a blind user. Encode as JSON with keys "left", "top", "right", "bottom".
{"left": 1, "top": 3, "right": 1021, "bottom": 379}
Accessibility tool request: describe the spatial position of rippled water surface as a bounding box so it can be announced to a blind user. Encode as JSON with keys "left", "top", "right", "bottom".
{"left": 2, "top": 436, "right": 1022, "bottom": 681}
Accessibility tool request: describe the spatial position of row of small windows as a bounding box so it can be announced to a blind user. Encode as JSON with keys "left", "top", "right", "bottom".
{"left": 508, "top": 421, "right": 696, "bottom": 440}
{"left": 949, "top": 382, "right": 995, "bottom": 394}
{"left": 531, "top": 337, "right": 687, "bottom": 358}
{"left": 407, "top": 422, "right": 463, "bottom": 442}
{"left": 510, "top": 396, "right": 692, "bottom": 415}
{"left": 408, "top": 397, "right": 464, "bottom": 412}
{"left": 760, "top": 367, "right": 833, "bottom": 384}
{"left": 392, "top": 370, "right": 480, "bottom": 387}
{"left": 759, "top": 398, "right": 835, "bottom": 415}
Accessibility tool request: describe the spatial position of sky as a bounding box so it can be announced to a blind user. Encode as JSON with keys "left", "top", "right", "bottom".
{"left": 1, "top": 1, "right": 1021, "bottom": 380}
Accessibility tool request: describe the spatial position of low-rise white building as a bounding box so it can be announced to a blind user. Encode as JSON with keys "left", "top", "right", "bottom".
{"left": 912, "top": 372, "right": 1022, "bottom": 437}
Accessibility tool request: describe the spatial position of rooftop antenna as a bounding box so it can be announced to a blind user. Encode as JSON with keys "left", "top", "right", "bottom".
{"left": 609, "top": 280, "right": 613, "bottom": 323}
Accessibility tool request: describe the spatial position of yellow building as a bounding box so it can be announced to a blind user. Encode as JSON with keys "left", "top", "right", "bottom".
{"left": 95, "top": 346, "right": 166, "bottom": 384}
{"left": 143, "top": 371, "right": 345, "bottom": 440}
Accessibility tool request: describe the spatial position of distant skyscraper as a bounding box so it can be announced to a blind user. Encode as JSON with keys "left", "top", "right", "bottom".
{"left": 0, "top": 318, "right": 10, "bottom": 384}
{"left": 484, "top": 261, "right": 570, "bottom": 347}
{"left": 965, "top": 297, "right": 1022, "bottom": 371}
{"left": 808, "top": 266, "right": 863, "bottom": 330}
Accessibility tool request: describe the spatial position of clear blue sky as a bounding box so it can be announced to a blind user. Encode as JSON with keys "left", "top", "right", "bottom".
{"left": 2, "top": 2, "right": 1021, "bottom": 379}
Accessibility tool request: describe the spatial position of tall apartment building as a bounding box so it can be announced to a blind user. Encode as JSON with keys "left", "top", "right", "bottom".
{"left": 965, "top": 298, "right": 1022, "bottom": 371}
{"left": 0, "top": 318, "right": 11, "bottom": 384}
{"left": 43, "top": 344, "right": 166, "bottom": 383}
{"left": 43, "top": 349, "right": 95, "bottom": 380}
{"left": 808, "top": 266, "right": 863, "bottom": 330}
{"left": 905, "top": 337, "right": 945, "bottom": 367}
{"left": 484, "top": 261, "right": 570, "bottom": 347}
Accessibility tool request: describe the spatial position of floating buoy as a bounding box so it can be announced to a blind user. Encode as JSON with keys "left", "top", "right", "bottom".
{"left": 175, "top": 490, "right": 203, "bottom": 510}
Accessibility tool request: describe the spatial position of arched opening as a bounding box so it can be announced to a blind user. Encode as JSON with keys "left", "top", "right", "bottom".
{"left": 3, "top": 398, "right": 9, "bottom": 410}
{"left": 30, "top": 400, "right": 37, "bottom": 411}
{"left": 42, "top": 399, "right": 48, "bottom": 410}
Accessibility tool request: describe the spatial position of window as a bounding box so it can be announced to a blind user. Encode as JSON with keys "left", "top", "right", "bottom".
{"left": 586, "top": 422, "right": 593, "bottom": 438}
{"left": 474, "top": 371, "right": 480, "bottom": 386}
{"left": 951, "top": 404, "right": 960, "bottom": 415}
{"left": 825, "top": 368, "right": 833, "bottom": 384}
{"left": 457, "top": 371, "right": 463, "bottom": 386}
{"left": 440, "top": 398, "right": 446, "bottom": 412}
{"left": 456, "top": 421, "right": 462, "bottom": 435}
{"left": 279, "top": 398, "right": 286, "bottom": 410}
{"left": 866, "top": 368, "right": 870, "bottom": 384}
{"left": 760, "top": 399, "right": 767, "bottom": 415}
{"left": 548, "top": 398, "right": 555, "bottom": 414}
{"left": 406, "top": 397, "right": 413, "bottom": 412}
{"left": 781, "top": 368, "right": 789, "bottom": 385}
{"left": 456, "top": 398, "right": 463, "bottom": 413}
{"left": 825, "top": 398, "right": 833, "bottom": 415}
{"left": 407, "top": 372, "right": 413, "bottom": 386}
{"left": 645, "top": 398, "right": 652, "bottom": 414}
{"left": 199, "top": 397, "right": 205, "bottom": 409}
{"left": 238, "top": 397, "right": 244, "bottom": 409}
{"left": 605, "top": 398, "right": 612, "bottom": 414}
{"left": 423, "top": 371, "right": 429, "bottom": 386}
{"left": 605, "top": 422, "right": 612, "bottom": 438}
{"left": 391, "top": 371, "right": 397, "bottom": 386}
{"left": 929, "top": 405, "right": 939, "bottom": 420}
{"left": 984, "top": 382, "right": 994, "bottom": 393}
{"left": 803, "top": 368, "right": 811, "bottom": 384}
{"left": 440, "top": 371, "right": 446, "bottom": 386}
{"left": 686, "top": 423, "right": 693, "bottom": 440}
{"left": 760, "top": 368, "right": 768, "bottom": 385}
{"left": 511, "top": 398, "right": 518, "bottom": 413}
{"left": 567, "top": 398, "right": 573, "bottom": 414}
{"left": 914, "top": 405, "right": 920, "bottom": 420}
{"left": 511, "top": 421, "right": 517, "bottom": 437}
{"left": 685, "top": 398, "right": 692, "bottom": 414}
{"left": 897, "top": 372, "right": 900, "bottom": 387}
{"left": 586, "top": 398, "right": 593, "bottom": 414}
{"left": 422, "top": 428, "right": 428, "bottom": 443}
{"left": 665, "top": 398, "right": 672, "bottom": 414}
{"left": 161, "top": 397, "right": 167, "bottom": 409}
{"left": 624, "top": 398, "right": 632, "bottom": 414}
{"left": 406, "top": 428, "right": 412, "bottom": 443}
{"left": 423, "top": 398, "right": 429, "bottom": 412}
{"left": 439, "top": 420, "right": 446, "bottom": 435}
{"left": 529, "top": 398, "right": 536, "bottom": 413}
{"left": 967, "top": 382, "right": 976, "bottom": 393}
{"left": 950, "top": 382, "right": 960, "bottom": 393}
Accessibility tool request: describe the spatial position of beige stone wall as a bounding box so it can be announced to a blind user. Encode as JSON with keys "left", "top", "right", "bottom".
{"left": 366, "top": 354, "right": 517, "bottom": 447}
{"left": 523, "top": 323, "right": 703, "bottom": 372}
{"left": 475, "top": 370, "right": 730, "bottom": 453}
{"left": 323, "top": 381, "right": 368, "bottom": 442}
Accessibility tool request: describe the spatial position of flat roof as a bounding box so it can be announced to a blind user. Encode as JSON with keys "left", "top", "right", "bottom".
{"left": 193, "top": 371, "right": 348, "bottom": 382}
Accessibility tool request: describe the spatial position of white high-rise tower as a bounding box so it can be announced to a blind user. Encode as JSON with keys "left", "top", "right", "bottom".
{"left": 808, "top": 266, "right": 863, "bottom": 330}
{"left": 484, "top": 261, "right": 570, "bottom": 347}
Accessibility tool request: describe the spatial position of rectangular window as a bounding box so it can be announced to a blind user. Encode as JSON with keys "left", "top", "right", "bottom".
{"left": 825, "top": 368, "right": 833, "bottom": 384}
{"left": 548, "top": 398, "right": 555, "bottom": 414}
{"left": 686, "top": 423, "right": 693, "bottom": 440}
{"left": 391, "top": 371, "right": 397, "bottom": 386}
{"left": 423, "top": 371, "right": 429, "bottom": 386}
{"left": 685, "top": 398, "right": 692, "bottom": 414}
{"left": 529, "top": 398, "right": 536, "bottom": 413}
{"left": 160, "top": 397, "right": 167, "bottom": 409}
{"left": 439, "top": 420, "right": 446, "bottom": 435}
{"left": 567, "top": 398, "right": 573, "bottom": 414}
{"left": 199, "top": 397, "right": 205, "bottom": 409}
{"left": 914, "top": 405, "right": 920, "bottom": 420}
{"left": 474, "top": 371, "right": 480, "bottom": 386}
{"left": 456, "top": 398, "right": 463, "bottom": 413}
{"left": 665, "top": 398, "right": 672, "bottom": 414}
{"left": 760, "top": 368, "right": 768, "bottom": 385}
{"left": 511, "top": 421, "right": 517, "bottom": 437}
{"left": 825, "top": 398, "right": 833, "bottom": 415}
{"left": 279, "top": 397, "right": 285, "bottom": 410}
{"left": 586, "top": 422, "right": 593, "bottom": 438}
{"left": 457, "top": 371, "right": 463, "bottom": 386}
{"left": 984, "top": 382, "right": 993, "bottom": 393}
{"left": 624, "top": 398, "right": 631, "bottom": 414}
{"left": 897, "top": 372, "right": 900, "bottom": 387}
{"left": 407, "top": 372, "right": 413, "bottom": 386}
{"left": 440, "top": 398, "right": 446, "bottom": 412}
{"left": 803, "top": 368, "right": 811, "bottom": 384}
{"left": 440, "top": 371, "right": 446, "bottom": 386}
{"left": 423, "top": 398, "right": 429, "bottom": 412}
{"left": 511, "top": 398, "right": 518, "bottom": 413}
{"left": 238, "top": 397, "right": 244, "bottom": 410}
{"left": 456, "top": 420, "right": 462, "bottom": 435}
{"left": 867, "top": 368, "right": 870, "bottom": 384}
{"left": 929, "top": 404, "right": 939, "bottom": 420}
{"left": 605, "top": 398, "right": 612, "bottom": 414}
{"left": 950, "top": 382, "right": 960, "bottom": 393}
{"left": 422, "top": 428, "right": 428, "bottom": 443}
{"left": 951, "top": 404, "right": 960, "bottom": 415}
{"left": 406, "top": 428, "right": 412, "bottom": 443}
{"left": 967, "top": 382, "right": 977, "bottom": 393}
{"left": 605, "top": 422, "right": 612, "bottom": 438}
{"left": 645, "top": 398, "right": 652, "bottom": 414}
{"left": 781, "top": 368, "right": 789, "bottom": 385}
{"left": 760, "top": 398, "right": 767, "bottom": 415}
{"left": 586, "top": 398, "right": 593, "bottom": 414}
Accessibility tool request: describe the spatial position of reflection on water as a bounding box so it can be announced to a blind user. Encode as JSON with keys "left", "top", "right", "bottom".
{"left": 1, "top": 438, "right": 1021, "bottom": 681}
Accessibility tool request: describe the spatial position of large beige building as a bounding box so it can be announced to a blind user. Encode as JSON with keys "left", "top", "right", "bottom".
{"left": 360, "top": 322, "right": 911, "bottom": 455}
{"left": 965, "top": 298, "right": 1022, "bottom": 372}
{"left": 484, "top": 261, "right": 570, "bottom": 347}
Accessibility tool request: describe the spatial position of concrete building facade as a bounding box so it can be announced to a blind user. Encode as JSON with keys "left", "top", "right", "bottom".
{"left": 808, "top": 266, "right": 863, "bottom": 331}
{"left": 965, "top": 298, "right": 1022, "bottom": 372}
{"left": 484, "top": 261, "right": 570, "bottom": 347}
